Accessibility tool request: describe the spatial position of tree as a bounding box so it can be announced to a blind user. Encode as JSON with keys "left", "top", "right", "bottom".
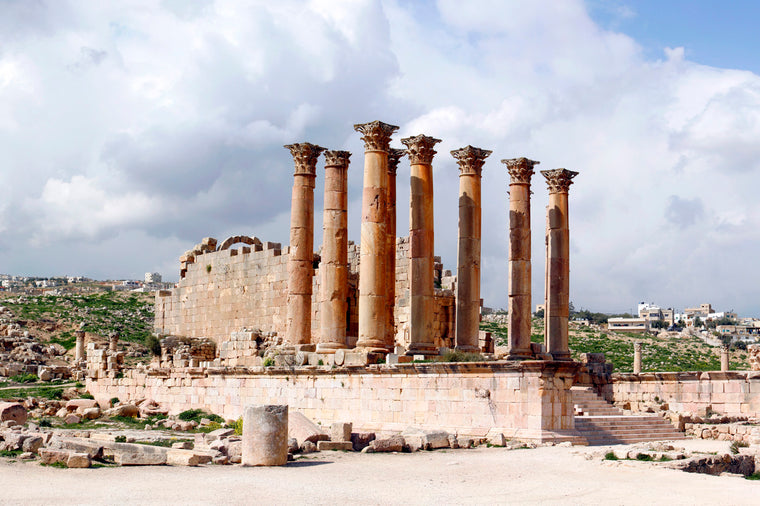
{"left": 693, "top": 316, "right": 703, "bottom": 328}
{"left": 534, "top": 309, "right": 544, "bottom": 319}
{"left": 650, "top": 320, "right": 667, "bottom": 329}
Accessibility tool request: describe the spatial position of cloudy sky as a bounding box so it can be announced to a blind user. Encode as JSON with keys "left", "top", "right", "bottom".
{"left": 2, "top": 0, "right": 760, "bottom": 316}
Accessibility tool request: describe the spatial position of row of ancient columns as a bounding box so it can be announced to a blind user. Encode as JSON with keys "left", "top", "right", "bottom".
{"left": 283, "top": 120, "right": 578, "bottom": 360}
{"left": 504, "top": 161, "right": 579, "bottom": 360}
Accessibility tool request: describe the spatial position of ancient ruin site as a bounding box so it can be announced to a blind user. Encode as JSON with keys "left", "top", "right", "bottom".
{"left": 5, "top": 2, "right": 760, "bottom": 504}
{"left": 3, "top": 119, "right": 760, "bottom": 506}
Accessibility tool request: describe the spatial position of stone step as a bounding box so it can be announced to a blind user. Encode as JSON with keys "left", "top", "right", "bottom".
{"left": 572, "top": 386, "right": 687, "bottom": 446}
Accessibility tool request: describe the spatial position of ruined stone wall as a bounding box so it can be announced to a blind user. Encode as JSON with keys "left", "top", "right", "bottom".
{"left": 87, "top": 362, "right": 579, "bottom": 442}
{"left": 602, "top": 372, "right": 760, "bottom": 416}
{"left": 155, "top": 236, "right": 455, "bottom": 349}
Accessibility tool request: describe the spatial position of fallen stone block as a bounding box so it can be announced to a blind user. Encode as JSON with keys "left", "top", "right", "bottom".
{"left": 331, "top": 422, "right": 352, "bottom": 443}
{"left": 370, "top": 436, "right": 405, "bottom": 453}
{"left": 205, "top": 428, "right": 235, "bottom": 442}
{"left": 0, "top": 402, "right": 27, "bottom": 426}
{"left": 66, "top": 452, "right": 91, "bottom": 468}
{"left": 39, "top": 448, "right": 72, "bottom": 466}
{"left": 64, "top": 414, "right": 81, "bottom": 425}
{"left": 166, "top": 449, "right": 201, "bottom": 467}
{"left": 171, "top": 441, "right": 193, "bottom": 450}
{"left": 105, "top": 404, "right": 139, "bottom": 418}
{"left": 317, "top": 441, "right": 353, "bottom": 451}
{"left": 66, "top": 399, "right": 98, "bottom": 412}
{"left": 81, "top": 407, "right": 101, "bottom": 420}
{"left": 21, "top": 436, "right": 44, "bottom": 454}
{"left": 288, "top": 411, "right": 328, "bottom": 446}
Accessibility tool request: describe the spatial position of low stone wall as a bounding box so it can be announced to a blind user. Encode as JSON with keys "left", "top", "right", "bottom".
{"left": 603, "top": 371, "right": 760, "bottom": 416}
{"left": 87, "top": 362, "right": 580, "bottom": 443}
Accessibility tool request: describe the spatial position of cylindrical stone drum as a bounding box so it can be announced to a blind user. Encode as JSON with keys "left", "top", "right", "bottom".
{"left": 242, "top": 405, "right": 289, "bottom": 466}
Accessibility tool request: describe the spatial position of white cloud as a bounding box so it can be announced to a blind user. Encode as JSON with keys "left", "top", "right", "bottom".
{"left": 1, "top": 0, "right": 759, "bottom": 316}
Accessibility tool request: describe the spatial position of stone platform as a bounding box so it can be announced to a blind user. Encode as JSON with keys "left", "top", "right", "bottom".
{"left": 87, "top": 361, "right": 584, "bottom": 443}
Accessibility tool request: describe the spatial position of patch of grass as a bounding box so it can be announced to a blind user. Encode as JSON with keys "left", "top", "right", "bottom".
{"left": 114, "top": 435, "right": 127, "bottom": 443}
{"left": 0, "top": 385, "right": 64, "bottom": 400}
{"left": 80, "top": 392, "right": 94, "bottom": 400}
{"left": 439, "top": 350, "right": 484, "bottom": 363}
{"left": 659, "top": 455, "right": 672, "bottom": 462}
{"left": 10, "top": 373, "right": 38, "bottom": 384}
{"left": 604, "top": 451, "right": 619, "bottom": 461}
{"left": 135, "top": 439, "right": 187, "bottom": 448}
{"left": 50, "top": 330, "right": 76, "bottom": 350}
{"left": 263, "top": 357, "right": 274, "bottom": 367}
{"left": 0, "top": 450, "right": 22, "bottom": 458}
{"left": 745, "top": 472, "right": 760, "bottom": 480}
{"left": 635, "top": 453, "right": 653, "bottom": 461}
{"left": 178, "top": 409, "right": 222, "bottom": 423}
{"left": 41, "top": 461, "right": 68, "bottom": 468}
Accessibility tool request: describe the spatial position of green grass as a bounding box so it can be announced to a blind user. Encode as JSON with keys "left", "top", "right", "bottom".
{"left": 10, "top": 373, "right": 38, "bottom": 384}
{"left": 0, "top": 450, "right": 22, "bottom": 458}
{"left": 0, "top": 385, "right": 64, "bottom": 400}
{"left": 2, "top": 291, "right": 154, "bottom": 346}
{"left": 604, "top": 451, "right": 618, "bottom": 461}
{"left": 745, "top": 472, "right": 760, "bottom": 480}
{"left": 178, "top": 409, "right": 223, "bottom": 424}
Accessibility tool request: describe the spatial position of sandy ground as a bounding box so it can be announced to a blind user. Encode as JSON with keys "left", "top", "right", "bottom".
{"left": 0, "top": 439, "right": 756, "bottom": 505}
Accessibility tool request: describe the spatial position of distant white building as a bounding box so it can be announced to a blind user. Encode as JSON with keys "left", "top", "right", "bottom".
{"left": 145, "top": 272, "right": 162, "bottom": 284}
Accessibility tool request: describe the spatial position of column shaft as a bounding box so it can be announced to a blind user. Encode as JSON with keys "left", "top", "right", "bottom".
{"left": 354, "top": 121, "right": 398, "bottom": 352}
{"left": 542, "top": 169, "right": 578, "bottom": 361}
{"left": 284, "top": 143, "right": 324, "bottom": 348}
{"left": 386, "top": 149, "right": 406, "bottom": 350}
{"left": 503, "top": 158, "right": 539, "bottom": 359}
{"left": 318, "top": 151, "right": 351, "bottom": 352}
{"left": 453, "top": 146, "right": 491, "bottom": 351}
{"left": 403, "top": 134, "right": 441, "bottom": 355}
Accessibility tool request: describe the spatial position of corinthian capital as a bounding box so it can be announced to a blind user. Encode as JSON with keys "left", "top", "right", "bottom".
{"left": 502, "top": 157, "right": 540, "bottom": 184}
{"left": 541, "top": 168, "right": 579, "bottom": 193}
{"left": 401, "top": 134, "right": 441, "bottom": 165}
{"left": 284, "top": 143, "right": 326, "bottom": 176}
{"left": 353, "top": 121, "right": 399, "bottom": 152}
{"left": 451, "top": 145, "right": 492, "bottom": 176}
{"left": 387, "top": 148, "right": 407, "bottom": 176}
{"left": 324, "top": 150, "right": 351, "bottom": 169}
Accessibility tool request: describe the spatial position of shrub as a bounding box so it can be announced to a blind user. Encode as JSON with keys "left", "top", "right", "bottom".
{"left": 730, "top": 441, "right": 749, "bottom": 454}
{"left": 233, "top": 417, "right": 243, "bottom": 436}
{"left": 263, "top": 357, "right": 274, "bottom": 367}
{"left": 10, "top": 373, "right": 38, "bottom": 384}
{"left": 145, "top": 334, "right": 161, "bottom": 356}
{"left": 80, "top": 392, "right": 94, "bottom": 400}
{"left": 110, "top": 397, "right": 120, "bottom": 407}
{"left": 604, "top": 452, "right": 618, "bottom": 461}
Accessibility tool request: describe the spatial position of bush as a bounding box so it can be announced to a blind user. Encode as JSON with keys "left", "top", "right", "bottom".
{"left": 263, "top": 357, "right": 274, "bottom": 367}
{"left": 145, "top": 334, "right": 161, "bottom": 356}
{"left": 80, "top": 392, "right": 94, "bottom": 400}
{"left": 178, "top": 409, "right": 224, "bottom": 424}
{"left": 10, "top": 373, "right": 38, "bottom": 384}
{"left": 233, "top": 417, "right": 243, "bottom": 436}
{"left": 730, "top": 441, "right": 749, "bottom": 454}
{"left": 604, "top": 451, "right": 618, "bottom": 461}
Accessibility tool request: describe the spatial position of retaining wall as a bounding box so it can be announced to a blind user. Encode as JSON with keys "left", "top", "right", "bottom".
{"left": 88, "top": 361, "right": 580, "bottom": 442}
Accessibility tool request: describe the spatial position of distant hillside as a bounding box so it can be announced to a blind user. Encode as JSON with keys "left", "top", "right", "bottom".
{"left": 481, "top": 318, "right": 750, "bottom": 372}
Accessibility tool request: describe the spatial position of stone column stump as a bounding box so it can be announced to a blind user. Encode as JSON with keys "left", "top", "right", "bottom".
{"left": 720, "top": 345, "right": 730, "bottom": 372}
{"left": 242, "top": 405, "right": 289, "bottom": 466}
{"left": 633, "top": 342, "right": 642, "bottom": 374}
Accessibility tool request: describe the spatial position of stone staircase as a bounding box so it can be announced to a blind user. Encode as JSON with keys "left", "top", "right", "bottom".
{"left": 572, "top": 386, "right": 689, "bottom": 445}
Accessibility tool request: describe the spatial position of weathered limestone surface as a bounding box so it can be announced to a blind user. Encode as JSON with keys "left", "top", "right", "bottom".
{"left": 503, "top": 157, "right": 538, "bottom": 359}
{"left": 603, "top": 371, "right": 760, "bottom": 417}
{"left": 403, "top": 134, "right": 441, "bottom": 355}
{"left": 541, "top": 168, "right": 578, "bottom": 361}
{"left": 242, "top": 404, "right": 289, "bottom": 466}
{"left": 284, "top": 143, "right": 325, "bottom": 347}
{"left": 87, "top": 362, "right": 581, "bottom": 442}
{"left": 354, "top": 121, "right": 398, "bottom": 352}
{"left": 318, "top": 150, "right": 351, "bottom": 352}
{"left": 452, "top": 146, "right": 491, "bottom": 352}
{"left": 386, "top": 149, "right": 406, "bottom": 351}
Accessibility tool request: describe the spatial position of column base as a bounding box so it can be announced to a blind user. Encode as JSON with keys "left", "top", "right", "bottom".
{"left": 549, "top": 351, "right": 572, "bottom": 361}
{"left": 295, "top": 344, "right": 316, "bottom": 352}
{"left": 455, "top": 345, "right": 480, "bottom": 353}
{"left": 405, "top": 343, "right": 438, "bottom": 356}
{"left": 355, "top": 338, "right": 390, "bottom": 354}
{"left": 315, "top": 343, "right": 346, "bottom": 354}
{"left": 506, "top": 350, "right": 533, "bottom": 360}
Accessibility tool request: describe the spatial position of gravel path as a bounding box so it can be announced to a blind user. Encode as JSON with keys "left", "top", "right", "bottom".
{"left": 0, "top": 440, "right": 756, "bottom": 505}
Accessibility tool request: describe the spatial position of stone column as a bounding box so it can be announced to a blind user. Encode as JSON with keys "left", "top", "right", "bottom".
{"left": 452, "top": 146, "right": 491, "bottom": 352}
{"left": 633, "top": 342, "right": 642, "bottom": 374}
{"left": 386, "top": 148, "right": 406, "bottom": 348}
{"left": 109, "top": 332, "right": 119, "bottom": 353}
{"left": 721, "top": 345, "right": 730, "bottom": 372}
{"left": 242, "top": 404, "right": 288, "bottom": 466}
{"left": 503, "top": 157, "right": 539, "bottom": 359}
{"left": 284, "top": 143, "right": 325, "bottom": 348}
{"left": 402, "top": 134, "right": 441, "bottom": 355}
{"left": 317, "top": 150, "right": 351, "bottom": 353}
{"left": 74, "top": 330, "right": 85, "bottom": 362}
{"left": 541, "top": 168, "right": 578, "bottom": 361}
{"left": 354, "top": 121, "right": 398, "bottom": 352}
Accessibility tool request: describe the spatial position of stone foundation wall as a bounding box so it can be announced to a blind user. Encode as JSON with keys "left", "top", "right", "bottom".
{"left": 155, "top": 235, "right": 456, "bottom": 351}
{"left": 603, "top": 371, "right": 760, "bottom": 416}
{"left": 87, "top": 362, "right": 579, "bottom": 442}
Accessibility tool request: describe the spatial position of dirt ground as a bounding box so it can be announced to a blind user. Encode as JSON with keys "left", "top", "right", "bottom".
{"left": 0, "top": 439, "right": 756, "bottom": 505}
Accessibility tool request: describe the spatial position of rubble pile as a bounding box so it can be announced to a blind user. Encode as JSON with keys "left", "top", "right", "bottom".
{"left": 0, "top": 306, "right": 72, "bottom": 379}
